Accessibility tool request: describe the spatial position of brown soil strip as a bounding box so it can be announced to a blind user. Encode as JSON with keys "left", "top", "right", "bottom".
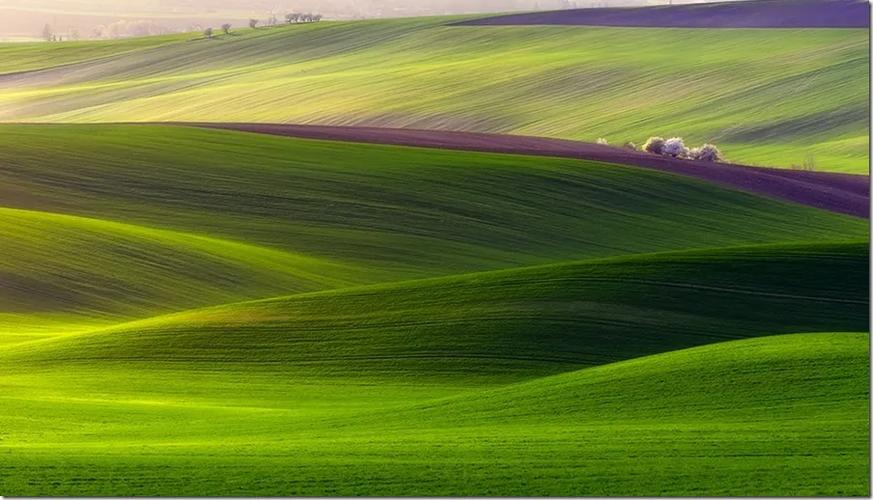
{"left": 185, "top": 122, "right": 869, "bottom": 219}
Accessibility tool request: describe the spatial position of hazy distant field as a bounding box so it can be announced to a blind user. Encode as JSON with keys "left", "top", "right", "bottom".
{"left": 0, "top": 16, "right": 867, "bottom": 171}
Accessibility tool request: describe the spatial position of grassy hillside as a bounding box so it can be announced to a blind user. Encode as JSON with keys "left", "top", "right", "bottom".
{"left": 0, "top": 18, "right": 867, "bottom": 171}
{"left": 1, "top": 126, "right": 865, "bottom": 264}
{"left": 0, "top": 206, "right": 369, "bottom": 343}
{"left": 0, "top": 116, "right": 866, "bottom": 493}
{"left": 1, "top": 332, "right": 867, "bottom": 495}
{"left": 0, "top": 32, "right": 186, "bottom": 74}
{"left": 5, "top": 242, "right": 867, "bottom": 382}
{"left": 0, "top": 125, "right": 865, "bottom": 343}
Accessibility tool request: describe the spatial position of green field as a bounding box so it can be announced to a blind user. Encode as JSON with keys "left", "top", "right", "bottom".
{"left": 0, "top": 123, "right": 868, "bottom": 495}
{"left": 2, "top": 327, "right": 868, "bottom": 495}
{"left": 0, "top": 2, "right": 870, "bottom": 493}
{"left": 0, "top": 16, "right": 867, "bottom": 171}
{"left": 0, "top": 125, "right": 865, "bottom": 341}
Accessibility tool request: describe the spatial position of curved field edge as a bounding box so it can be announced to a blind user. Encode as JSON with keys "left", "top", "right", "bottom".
{"left": 0, "top": 18, "right": 866, "bottom": 172}
{"left": 3, "top": 241, "right": 866, "bottom": 385}
{"left": 190, "top": 122, "right": 870, "bottom": 217}
{"left": 0, "top": 206, "right": 368, "bottom": 312}
{"left": 0, "top": 206, "right": 378, "bottom": 343}
{"left": 0, "top": 124, "right": 865, "bottom": 267}
{"left": 2, "top": 125, "right": 865, "bottom": 344}
{"left": 0, "top": 332, "right": 868, "bottom": 496}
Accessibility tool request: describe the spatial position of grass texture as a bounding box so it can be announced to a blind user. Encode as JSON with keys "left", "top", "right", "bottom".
{"left": 1, "top": 333, "right": 868, "bottom": 496}
{"left": 0, "top": 124, "right": 867, "bottom": 495}
{"left": 0, "top": 17, "right": 867, "bottom": 171}
{"left": 0, "top": 125, "right": 864, "bottom": 341}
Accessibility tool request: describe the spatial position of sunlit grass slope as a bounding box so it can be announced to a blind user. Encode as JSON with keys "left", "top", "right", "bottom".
{"left": 0, "top": 125, "right": 865, "bottom": 342}
{"left": 0, "top": 124, "right": 865, "bottom": 270}
{"left": 0, "top": 32, "right": 188, "bottom": 74}
{"left": 5, "top": 242, "right": 867, "bottom": 383}
{"left": 0, "top": 207, "right": 368, "bottom": 343}
{"left": 0, "top": 18, "right": 866, "bottom": 171}
{"left": 0, "top": 123, "right": 867, "bottom": 495}
{"left": 1, "top": 332, "right": 867, "bottom": 495}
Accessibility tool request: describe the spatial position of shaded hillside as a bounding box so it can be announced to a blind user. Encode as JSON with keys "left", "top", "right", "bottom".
{"left": 458, "top": 0, "right": 870, "bottom": 28}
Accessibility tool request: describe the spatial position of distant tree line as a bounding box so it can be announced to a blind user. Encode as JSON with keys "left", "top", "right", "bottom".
{"left": 204, "top": 12, "right": 322, "bottom": 39}
{"left": 41, "top": 23, "right": 81, "bottom": 42}
{"left": 285, "top": 13, "right": 324, "bottom": 23}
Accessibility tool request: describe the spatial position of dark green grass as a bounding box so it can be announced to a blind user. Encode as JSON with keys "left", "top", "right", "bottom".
{"left": 0, "top": 124, "right": 865, "bottom": 342}
{"left": 4, "top": 242, "right": 867, "bottom": 384}
{"left": 4, "top": 125, "right": 862, "bottom": 268}
{"left": 0, "top": 124, "right": 867, "bottom": 495}
{"left": 1, "top": 333, "right": 867, "bottom": 496}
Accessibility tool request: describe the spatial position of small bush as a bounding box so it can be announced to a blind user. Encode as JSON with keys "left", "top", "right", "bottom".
{"left": 643, "top": 137, "right": 665, "bottom": 155}
{"left": 690, "top": 143, "right": 723, "bottom": 162}
{"left": 662, "top": 137, "right": 688, "bottom": 158}
{"left": 221, "top": 23, "right": 232, "bottom": 35}
{"left": 203, "top": 27, "right": 213, "bottom": 39}
{"left": 623, "top": 142, "right": 637, "bottom": 151}
{"left": 802, "top": 154, "right": 816, "bottom": 171}
{"left": 596, "top": 137, "right": 609, "bottom": 145}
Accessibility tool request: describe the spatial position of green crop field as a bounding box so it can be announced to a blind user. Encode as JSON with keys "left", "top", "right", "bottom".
{"left": 0, "top": 123, "right": 868, "bottom": 495}
{"left": 0, "top": 1, "right": 869, "bottom": 494}
{"left": 0, "top": 15, "right": 868, "bottom": 172}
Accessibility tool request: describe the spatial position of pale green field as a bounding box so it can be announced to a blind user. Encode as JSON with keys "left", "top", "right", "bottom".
{"left": 0, "top": 18, "right": 867, "bottom": 171}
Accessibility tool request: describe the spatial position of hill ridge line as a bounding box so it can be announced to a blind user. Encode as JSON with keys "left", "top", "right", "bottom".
{"left": 0, "top": 205, "right": 355, "bottom": 273}
{"left": 2, "top": 240, "right": 862, "bottom": 355}
{"left": 167, "top": 122, "right": 870, "bottom": 219}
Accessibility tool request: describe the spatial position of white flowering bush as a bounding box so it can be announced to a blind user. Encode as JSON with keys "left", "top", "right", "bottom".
{"left": 662, "top": 137, "right": 688, "bottom": 158}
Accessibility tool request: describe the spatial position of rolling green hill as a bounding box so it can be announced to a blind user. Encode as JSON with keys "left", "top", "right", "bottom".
{"left": 0, "top": 125, "right": 865, "bottom": 345}
{"left": 0, "top": 206, "right": 368, "bottom": 343}
{"left": 4, "top": 242, "right": 866, "bottom": 382}
{"left": 0, "top": 21, "right": 867, "bottom": 489}
{"left": 0, "top": 17, "right": 867, "bottom": 171}
{"left": 1, "top": 332, "right": 867, "bottom": 495}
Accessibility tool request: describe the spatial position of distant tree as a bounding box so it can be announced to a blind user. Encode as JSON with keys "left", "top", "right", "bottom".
{"left": 662, "top": 137, "right": 688, "bottom": 158}
{"left": 623, "top": 142, "right": 637, "bottom": 151}
{"left": 313, "top": 14, "right": 323, "bottom": 22}
{"left": 42, "top": 23, "right": 53, "bottom": 42}
{"left": 249, "top": 18, "right": 259, "bottom": 29}
{"left": 286, "top": 13, "right": 300, "bottom": 23}
{"left": 802, "top": 154, "right": 816, "bottom": 171}
{"left": 69, "top": 27, "right": 80, "bottom": 41}
{"left": 596, "top": 137, "right": 608, "bottom": 145}
{"left": 221, "top": 23, "right": 232, "bottom": 35}
{"left": 689, "top": 143, "right": 723, "bottom": 162}
{"left": 643, "top": 136, "right": 665, "bottom": 155}
{"left": 203, "top": 27, "right": 213, "bottom": 39}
